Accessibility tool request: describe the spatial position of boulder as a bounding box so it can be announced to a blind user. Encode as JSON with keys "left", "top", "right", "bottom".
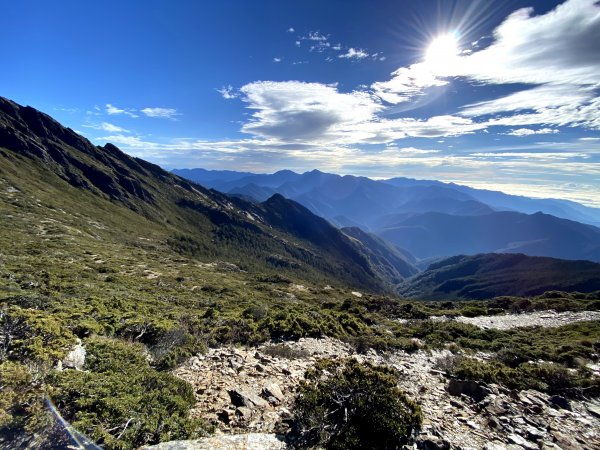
{"left": 416, "top": 434, "right": 450, "bottom": 450}
{"left": 261, "top": 383, "right": 285, "bottom": 403}
{"left": 228, "top": 388, "right": 269, "bottom": 409}
{"left": 61, "top": 339, "right": 86, "bottom": 370}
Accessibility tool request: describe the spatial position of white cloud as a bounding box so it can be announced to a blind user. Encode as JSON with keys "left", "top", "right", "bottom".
{"left": 294, "top": 31, "right": 382, "bottom": 63}
{"left": 287, "top": 27, "right": 295, "bottom": 33}
{"left": 238, "top": 81, "right": 383, "bottom": 143}
{"left": 140, "top": 107, "right": 179, "bottom": 119}
{"left": 273, "top": 57, "right": 282, "bottom": 63}
{"left": 338, "top": 48, "right": 369, "bottom": 60}
{"left": 506, "top": 128, "right": 560, "bottom": 136}
{"left": 84, "top": 122, "right": 130, "bottom": 133}
{"left": 235, "top": 81, "right": 487, "bottom": 145}
{"left": 370, "top": 0, "right": 600, "bottom": 130}
{"left": 461, "top": 85, "right": 596, "bottom": 117}
{"left": 97, "top": 135, "right": 149, "bottom": 147}
{"left": 105, "top": 104, "right": 138, "bottom": 118}
{"left": 305, "top": 31, "right": 328, "bottom": 42}
{"left": 470, "top": 151, "right": 587, "bottom": 160}
{"left": 216, "top": 85, "right": 238, "bottom": 99}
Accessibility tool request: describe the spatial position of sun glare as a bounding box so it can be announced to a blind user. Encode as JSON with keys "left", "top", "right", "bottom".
{"left": 425, "top": 33, "right": 460, "bottom": 66}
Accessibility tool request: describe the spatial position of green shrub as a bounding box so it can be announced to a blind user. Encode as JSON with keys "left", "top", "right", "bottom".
{"left": 289, "top": 359, "right": 421, "bottom": 450}
{"left": 0, "top": 306, "right": 75, "bottom": 364}
{"left": 447, "top": 356, "right": 600, "bottom": 398}
{"left": 0, "top": 361, "right": 49, "bottom": 438}
{"left": 50, "top": 337, "right": 208, "bottom": 450}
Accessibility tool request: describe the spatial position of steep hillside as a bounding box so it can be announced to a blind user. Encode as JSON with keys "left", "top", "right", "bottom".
{"left": 0, "top": 96, "right": 409, "bottom": 293}
{"left": 342, "top": 227, "right": 419, "bottom": 282}
{"left": 400, "top": 253, "right": 600, "bottom": 299}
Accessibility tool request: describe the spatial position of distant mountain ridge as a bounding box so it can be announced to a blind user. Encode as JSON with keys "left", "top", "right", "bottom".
{"left": 2, "top": 97, "right": 599, "bottom": 299}
{"left": 173, "top": 168, "right": 600, "bottom": 263}
{"left": 400, "top": 253, "right": 600, "bottom": 300}
{"left": 172, "top": 168, "right": 600, "bottom": 228}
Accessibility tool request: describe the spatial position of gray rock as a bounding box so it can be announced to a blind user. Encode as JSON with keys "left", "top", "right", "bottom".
{"left": 549, "top": 395, "right": 571, "bottom": 411}
{"left": 585, "top": 401, "right": 600, "bottom": 418}
{"left": 62, "top": 339, "right": 86, "bottom": 370}
{"left": 228, "top": 388, "right": 269, "bottom": 409}
{"left": 507, "top": 433, "right": 537, "bottom": 449}
{"left": 484, "top": 442, "right": 507, "bottom": 450}
{"left": 262, "top": 383, "right": 285, "bottom": 403}
{"left": 416, "top": 434, "right": 450, "bottom": 450}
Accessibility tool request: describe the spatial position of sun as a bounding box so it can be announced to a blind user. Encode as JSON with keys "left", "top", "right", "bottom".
{"left": 424, "top": 33, "right": 460, "bottom": 66}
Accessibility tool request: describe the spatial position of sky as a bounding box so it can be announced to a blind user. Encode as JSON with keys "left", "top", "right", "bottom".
{"left": 2, "top": 0, "right": 600, "bottom": 206}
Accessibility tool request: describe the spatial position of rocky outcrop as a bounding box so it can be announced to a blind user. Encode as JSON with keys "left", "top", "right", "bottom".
{"left": 172, "top": 337, "right": 600, "bottom": 449}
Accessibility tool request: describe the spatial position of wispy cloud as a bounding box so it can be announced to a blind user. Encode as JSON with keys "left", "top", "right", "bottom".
{"left": 105, "top": 104, "right": 138, "bottom": 118}
{"left": 83, "top": 122, "right": 130, "bottom": 133}
{"left": 505, "top": 128, "right": 560, "bottom": 137}
{"left": 140, "top": 107, "right": 179, "bottom": 119}
{"left": 293, "top": 30, "right": 384, "bottom": 62}
{"left": 273, "top": 57, "right": 282, "bottom": 63}
{"left": 338, "top": 48, "right": 369, "bottom": 60}
{"left": 216, "top": 85, "right": 238, "bottom": 99}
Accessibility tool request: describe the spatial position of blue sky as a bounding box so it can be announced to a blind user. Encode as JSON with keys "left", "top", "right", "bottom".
{"left": 2, "top": 0, "right": 600, "bottom": 206}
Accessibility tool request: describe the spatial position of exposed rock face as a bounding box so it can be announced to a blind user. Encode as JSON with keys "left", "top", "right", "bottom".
{"left": 173, "top": 337, "right": 600, "bottom": 449}
{"left": 173, "top": 338, "right": 353, "bottom": 435}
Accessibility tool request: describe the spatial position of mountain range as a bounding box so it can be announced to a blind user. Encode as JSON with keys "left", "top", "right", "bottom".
{"left": 173, "top": 168, "right": 600, "bottom": 263}
{"left": 2, "top": 96, "right": 600, "bottom": 300}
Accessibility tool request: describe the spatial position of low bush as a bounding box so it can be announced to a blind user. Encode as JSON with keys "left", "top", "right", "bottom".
{"left": 49, "top": 337, "right": 209, "bottom": 450}
{"left": 447, "top": 356, "right": 600, "bottom": 398}
{"left": 289, "top": 358, "right": 421, "bottom": 450}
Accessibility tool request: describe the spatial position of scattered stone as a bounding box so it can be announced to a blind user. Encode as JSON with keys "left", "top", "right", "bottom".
{"left": 455, "top": 310, "right": 600, "bottom": 330}
{"left": 170, "top": 337, "right": 600, "bottom": 449}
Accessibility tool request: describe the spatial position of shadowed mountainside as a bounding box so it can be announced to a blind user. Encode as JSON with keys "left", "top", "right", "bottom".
{"left": 400, "top": 253, "right": 600, "bottom": 300}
